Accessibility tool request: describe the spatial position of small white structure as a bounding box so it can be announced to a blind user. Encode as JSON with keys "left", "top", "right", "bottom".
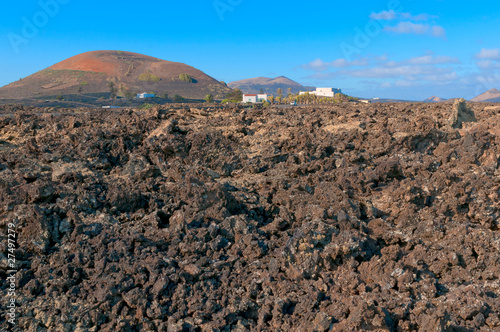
{"left": 257, "top": 94, "right": 268, "bottom": 102}
{"left": 243, "top": 94, "right": 258, "bottom": 103}
{"left": 137, "top": 92, "right": 156, "bottom": 98}
{"left": 243, "top": 94, "right": 268, "bottom": 103}
{"left": 300, "top": 87, "right": 342, "bottom": 97}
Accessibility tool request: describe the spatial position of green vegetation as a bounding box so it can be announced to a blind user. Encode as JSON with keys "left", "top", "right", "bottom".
{"left": 79, "top": 81, "right": 88, "bottom": 85}
{"left": 107, "top": 81, "right": 117, "bottom": 99}
{"left": 179, "top": 73, "right": 193, "bottom": 83}
{"left": 292, "top": 92, "right": 358, "bottom": 105}
{"left": 41, "top": 69, "right": 104, "bottom": 78}
{"left": 160, "top": 92, "right": 169, "bottom": 100}
{"left": 173, "top": 94, "right": 185, "bottom": 103}
{"left": 205, "top": 94, "right": 214, "bottom": 103}
{"left": 125, "top": 91, "right": 135, "bottom": 100}
{"left": 225, "top": 89, "right": 243, "bottom": 102}
{"left": 139, "top": 73, "right": 161, "bottom": 82}
{"left": 140, "top": 103, "right": 157, "bottom": 110}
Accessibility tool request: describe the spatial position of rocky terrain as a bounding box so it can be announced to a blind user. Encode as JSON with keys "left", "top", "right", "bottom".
{"left": 0, "top": 101, "right": 499, "bottom": 331}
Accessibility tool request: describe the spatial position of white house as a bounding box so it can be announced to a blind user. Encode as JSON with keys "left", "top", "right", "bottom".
{"left": 137, "top": 92, "right": 156, "bottom": 98}
{"left": 300, "top": 87, "right": 342, "bottom": 98}
{"left": 243, "top": 94, "right": 258, "bottom": 103}
{"left": 243, "top": 94, "right": 268, "bottom": 103}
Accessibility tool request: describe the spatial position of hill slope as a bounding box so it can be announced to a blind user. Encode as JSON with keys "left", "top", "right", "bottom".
{"left": 0, "top": 51, "right": 231, "bottom": 100}
{"left": 228, "top": 76, "right": 314, "bottom": 94}
{"left": 471, "top": 88, "right": 500, "bottom": 102}
{"left": 423, "top": 96, "right": 446, "bottom": 103}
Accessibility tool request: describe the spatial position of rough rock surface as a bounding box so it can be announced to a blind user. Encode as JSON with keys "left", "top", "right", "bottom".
{"left": 448, "top": 99, "right": 477, "bottom": 128}
{"left": 1, "top": 102, "right": 500, "bottom": 331}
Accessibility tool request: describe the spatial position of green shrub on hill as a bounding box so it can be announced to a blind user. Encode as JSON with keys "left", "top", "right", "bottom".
{"left": 173, "top": 94, "right": 185, "bottom": 103}
{"left": 179, "top": 73, "right": 193, "bottom": 82}
{"left": 139, "top": 73, "right": 161, "bottom": 82}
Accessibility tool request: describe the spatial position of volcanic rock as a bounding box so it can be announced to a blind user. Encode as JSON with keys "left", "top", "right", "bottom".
{"left": 448, "top": 98, "right": 477, "bottom": 128}
{"left": 0, "top": 102, "right": 499, "bottom": 331}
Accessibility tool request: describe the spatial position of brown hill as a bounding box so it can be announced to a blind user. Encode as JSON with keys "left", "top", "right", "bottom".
{"left": 471, "top": 88, "right": 500, "bottom": 102}
{"left": 228, "top": 76, "right": 314, "bottom": 94}
{"left": 423, "top": 96, "right": 446, "bottom": 103}
{"left": 0, "top": 50, "right": 231, "bottom": 100}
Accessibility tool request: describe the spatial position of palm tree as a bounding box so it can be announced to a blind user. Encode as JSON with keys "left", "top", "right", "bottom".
{"left": 205, "top": 94, "right": 214, "bottom": 103}
{"left": 311, "top": 94, "right": 318, "bottom": 104}
{"left": 302, "top": 92, "right": 311, "bottom": 104}
{"left": 277, "top": 88, "right": 283, "bottom": 99}
{"left": 297, "top": 94, "right": 304, "bottom": 104}
{"left": 107, "top": 81, "right": 117, "bottom": 99}
{"left": 268, "top": 95, "right": 275, "bottom": 104}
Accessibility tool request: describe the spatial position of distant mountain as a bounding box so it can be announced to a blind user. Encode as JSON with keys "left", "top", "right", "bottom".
{"left": 471, "top": 88, "right": 500, "bottom": 102}
{"left": 228, "top": 76, "right": 314, "bottom": 94}
{"left": 0, "top": 50, "right": 231, "bottom": 100}
{"left": 423, "top": 96, "right": 446, "bottom": 103}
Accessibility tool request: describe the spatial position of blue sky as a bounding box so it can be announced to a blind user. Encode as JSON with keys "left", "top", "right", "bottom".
{"left": 0, "top": 0, "right": 499, "bottom": 100}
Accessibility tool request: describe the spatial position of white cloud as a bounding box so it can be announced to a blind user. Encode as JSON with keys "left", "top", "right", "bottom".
{"left": 395, "top": 80, "right": 418, "bottom": 87}
{"left": 402, "top": 13, "right": 439, "bottom": 21}
{"left": 475, "top": 49, "right": 500, "bottom": 61}
{"left": 431, "top": 26, "right": 446, "bottom": 38}
{"left": 370, "top": 10, "right": 438, "bottom": 21}
{"left": 302, "top": 53, "right": 460, "bottom": 90}
{"left": 375, "top": 55, "right": 389, "bottom": 62}
{"left": 407, "top": 55, "right": 459, "bottom": 65}
{"left": 331, "top": 58, "right": 369, "bottom": 68}
{"left": 342, "top": 65, "right": 453, "bottom": 79}
{"left": 425, "top": 72, "right": 459, "bottom": 82}
{"left": 385, "top": 22, "right": 428, "bottom": 34}
{"left": 302, "top": 57, "right": 369, "bottom": 71}
{"left": 384, "top": 22, "right": 446, "bottom": 38}
{"left": 477, "top": 60, "right": 500, "bottom": 69}
{"left": 370, "top": 10, "right": 397, "bottom": 20}
{"left": 303, "top": 58, "right": 329, "bottom": 71}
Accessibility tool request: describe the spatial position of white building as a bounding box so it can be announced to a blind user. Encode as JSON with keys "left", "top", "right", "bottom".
{"left": 257, "top": 94, "right": 268, "bottom": 102}
{"left": 243, "top": 94, "right": 258, "bottom": 103}
{"left": 137, "top": 92, "right": 156, "bottom": 98}
{"left": 300, "top": 87, "right": 342, "bottom": 98}
{"left": 243, "top": 94, "right": 268, "bottom": 103}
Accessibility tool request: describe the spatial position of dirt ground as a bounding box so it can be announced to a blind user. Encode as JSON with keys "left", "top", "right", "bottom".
{"left": 0, "top": 102, "right": 499, "bottom": 331}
